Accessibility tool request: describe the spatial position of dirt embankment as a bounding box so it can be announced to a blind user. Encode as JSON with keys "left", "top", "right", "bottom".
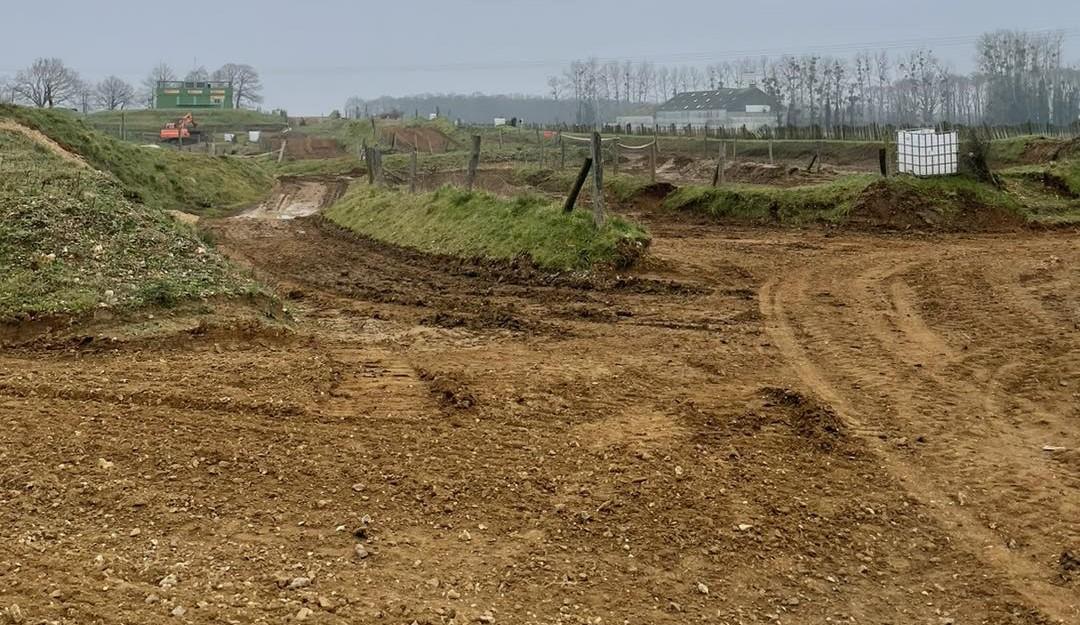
{"left": 382, "top": 127, "right": 456, "bottom": 153}
{"left": 238, "top": 176, "right": 350, "bottom": 220}
{"left": 270, "top": 133, "right": 346, "bottom": 159}
{"left": 845, "top": 179, "right": 1028, "bottom": 231}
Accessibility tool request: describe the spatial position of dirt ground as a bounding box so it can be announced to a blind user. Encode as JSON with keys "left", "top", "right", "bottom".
{"left": 2, "top": 182, "right": 1078, "bottom": 625}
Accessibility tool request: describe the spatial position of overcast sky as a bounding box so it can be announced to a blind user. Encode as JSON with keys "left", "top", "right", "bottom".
{"left": 2, "top": 0, "right": 1078, "bottom": 114}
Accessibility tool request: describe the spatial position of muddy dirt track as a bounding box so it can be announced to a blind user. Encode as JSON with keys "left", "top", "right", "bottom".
{"left": 2, "top": 200, "right": 1078, "bottom": 624}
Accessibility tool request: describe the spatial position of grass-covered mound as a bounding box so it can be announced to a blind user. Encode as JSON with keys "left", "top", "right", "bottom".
{"left": 1, "top": 105, "right": 272, "bottom": 215}
{"left": 657, "top": 174, "right": 1049, "bottom": 229}
{"left": 662, "top": 176, "right": 875, "bottom": 224}
{"left": 324, "top": 185, "right": 650, "bottom": 271}
{"left": 0, "top": 127, "right": 257, "bottom": 321}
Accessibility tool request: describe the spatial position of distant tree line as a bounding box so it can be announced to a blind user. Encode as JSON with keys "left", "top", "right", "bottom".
{"left": 543, "top": 30, "right": 1080, "bottom": 127}
{"left": 1, "top": 59, "right": 264, "bottom": 112}
{"left": 343, "top": 93, "right": 646, "bottom": 126}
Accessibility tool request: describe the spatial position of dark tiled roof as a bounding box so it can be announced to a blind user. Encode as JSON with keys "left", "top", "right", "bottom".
{"left": 657, "top": 87, "right": 777, "bottom": 112}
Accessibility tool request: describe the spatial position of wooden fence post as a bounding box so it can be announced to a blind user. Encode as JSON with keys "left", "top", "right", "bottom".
{"left": 719, "top": 141, "right": 726, "bottom": 184}
{"left": 466, "top": 135, "right": 481, "bottom": 191}
{"left": 559, "top": 131, "right": 566, "bottom": 170}
{"left": 563, "top": 158, "right": 592, "bottom": 213}
{"left": 365, "top": 145, "right": 375, "bottom": 185}
{"left": 613, "top": 138, "right": 619, "bottom": 175}
{"left": 410, "top": 148, "right": 418, "bottom": 193}
{"left": 650, "top": 141, "right": 657, "bottom": 183}
{"left": 591, "top": 132, "right": 605, "bottom": 228}
{"left": 768, "top": 137, "right": 774, "bottom": 164}
{"left": 373, "top": 149, "right": 384, "bottom": 186}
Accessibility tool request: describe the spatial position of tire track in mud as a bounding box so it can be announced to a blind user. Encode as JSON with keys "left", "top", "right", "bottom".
{"left": 760, "top": 259, "right": 1079, "bottom": 624}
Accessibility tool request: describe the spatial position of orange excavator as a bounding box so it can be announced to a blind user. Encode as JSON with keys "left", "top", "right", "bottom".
{"left": 159, "top": 113, "right": 201, "bottom": 143}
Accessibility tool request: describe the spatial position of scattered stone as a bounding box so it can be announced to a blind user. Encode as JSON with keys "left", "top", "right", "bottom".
{"left": 296, "top": 607, "right": 313, "bottom": 621}
{"left": 674, "top": 465, "right": 684, "bottom": 478}
{"left": 426, "top": 578, "right": 440, "bottom": 589}
{"left": 737, "top": 524, "right": 753, "bottom": 531}
{"left": 316, "top": 499, "right": 330, "bottom": 508}
{"left": 288, "top": 577, "right": 312, "bottom": 590}
{"left": 447, "top": 589, "right": 461, "bottom": 600}
{"left": 145, "top": 593, "right": 160, "bottom": 604}
{"left": 129, "top": 528, "right": 141, "bottom": 537}
{"left": 6, "top": 605, "right": 23, "bottom": 623}
{"left": 697, "top": 582, "right": 710, "bottom": 595}
{"left": 354, "top": 544, "right": 370, "bottom": 560}
{"left": 317, "top": 596, "right": 335, "bottom": 610}
{"left": 97, "top": 458, "right": 115, "bottom": 470}
{"left": 784, "top": 597, "right": 800, "bottom": 606}
{"left": 460, "top": 529, "right": 472, "bottom": 542}
{"left": 478, "top": 613, "right": 495, "bottom": 623}
{"left": 351, "top": 483, "right": 365, "bottom": 492}
{"left": 171, "top": 605, "right": 186, "bottom": 618}
{"left": 159, "top": 574, "right": 178, "bottom": 589}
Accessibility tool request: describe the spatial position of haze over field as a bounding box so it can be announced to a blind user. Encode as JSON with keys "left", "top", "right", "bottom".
{"left": 2, "top": 0, "right": 1078, "bottom": 114}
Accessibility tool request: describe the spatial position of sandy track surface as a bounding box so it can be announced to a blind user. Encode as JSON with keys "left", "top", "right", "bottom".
{"left": 2, "top": 201, "right": 1077, "bottom": 624}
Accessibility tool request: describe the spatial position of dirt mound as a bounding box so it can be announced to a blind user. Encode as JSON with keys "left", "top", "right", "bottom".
{"left": 271, "top": 133, "right": 345, "bottom": 159}
{"left": 382, "top": 126, "right": 455, "bottom": 153}
{"left": 761, "top": 387, "right": 848, "bottom": 451}
{"left": 848, "top": 178, "right": 1026, "bottom": 231}
{"left": 621, "top": 182, "right": 677, "bottom": 211}
{"left": 725, "top": 161, "right": 837, "bottom": 186}
{"left": 238, "top": 176, "right": 349, "bottom": 219}
{"left": 1021, "top": 137, "right": 1080, "bottom": 164}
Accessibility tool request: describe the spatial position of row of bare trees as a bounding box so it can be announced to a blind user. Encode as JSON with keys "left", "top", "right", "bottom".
{"left": 549, "top": 30, "right": 1080, "bottom": 127}
{"left": 1, "top": 58, "right": 263, "bottom": 111}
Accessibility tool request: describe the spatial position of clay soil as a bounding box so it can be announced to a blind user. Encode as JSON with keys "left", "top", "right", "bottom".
{"left": 2, "top": 183, "right": 1078, "bottom": 625}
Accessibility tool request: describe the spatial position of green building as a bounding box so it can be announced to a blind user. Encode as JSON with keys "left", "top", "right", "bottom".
{"left": 154, "top": 81, "right": 233, "bottom": 109}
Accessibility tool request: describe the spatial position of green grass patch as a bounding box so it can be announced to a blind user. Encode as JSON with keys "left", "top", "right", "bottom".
{"left": 0, "top": 129, "right": 258, "bottom": 321}
{"left": 2, "top": 105, "right": 273, "bottom": 215}
{"left": 323, "top": 185, "right": 650, "bottom": 271}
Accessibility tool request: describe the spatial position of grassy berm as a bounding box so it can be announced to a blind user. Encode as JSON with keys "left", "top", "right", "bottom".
{"left": 325, "top": 185, "right": 650, "bottom": 271}
{"left": 0, "top": 127, "right": 256, "bottom": 322}
{"left": 1, "top": 105, "right": 272, "bottom": 216}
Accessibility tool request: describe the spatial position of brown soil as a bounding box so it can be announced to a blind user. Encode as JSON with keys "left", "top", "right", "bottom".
{"left": 238, "top": 176, "right": 350, "bottom": 219}
{"left": 1019, "top": 137, "right": 1080, "bottom": 164}
{"left": 2, "top": 185, "right": 1079, "bottom": 624}
{"left": 383, "top": 127, "right": 455, "bottom": 154}
{"left": 271, "top": 133, "right": 347, "bottom": 160}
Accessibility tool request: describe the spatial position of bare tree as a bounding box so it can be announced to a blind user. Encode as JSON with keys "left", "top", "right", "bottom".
{"left": 212, "top": 63, "right": 264, "bottom": 108}
{"left": 11, "top": 58, "right": 82, "bottom": 108}
{"left": 546, "top": 76, "right": 561, "bottom": 101}
{"left": 141, "top": 62, "right": 176, "bottom": 107}
{"left": 185, "top": 66, "right": 210, "bottom": 83}
{"left": 95, "top": 75, "right": 136, "bottom": 110}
